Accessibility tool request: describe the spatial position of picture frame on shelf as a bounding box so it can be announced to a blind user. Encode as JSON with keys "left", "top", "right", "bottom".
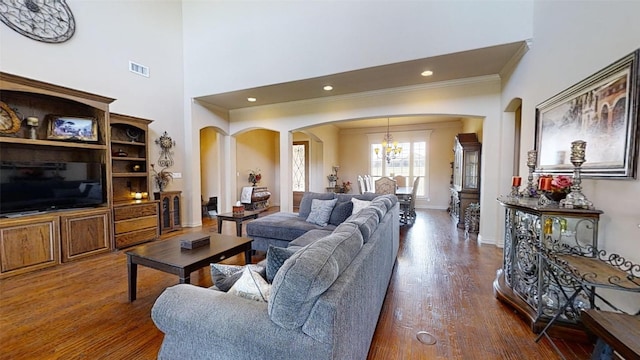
{"left": 534, "top": 48, "right": 640, "bottom": 179}
{"left": 47, "top": 115, "right": 98, "bottom": 142}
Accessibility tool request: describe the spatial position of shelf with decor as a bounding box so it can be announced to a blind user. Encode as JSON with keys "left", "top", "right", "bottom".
{"left": 109, "top": 113, "right": 158, "bottom": 248}
{"left": 0, "top": 72, "right": 114, "bottom": 278}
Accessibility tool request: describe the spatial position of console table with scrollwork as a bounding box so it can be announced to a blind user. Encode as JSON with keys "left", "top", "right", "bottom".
{"left": 493, "top": 196, "right": 603, "bottom": 339}
{"left": 494, "top": 197, "right": 640, "bottom": 347}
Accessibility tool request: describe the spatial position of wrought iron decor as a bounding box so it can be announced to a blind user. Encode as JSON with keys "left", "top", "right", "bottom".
{"left": 0, "top": 0, "right": 76, "bottom": 43}
{"left": 155, "top": 131, "right": 175, "bottom": 168}
{"left": 535, "top": 48, "right": 640, "bottom": 179}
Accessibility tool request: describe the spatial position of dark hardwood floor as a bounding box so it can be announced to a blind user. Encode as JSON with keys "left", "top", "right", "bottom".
{"left": 0, "top": 208, "right": 593, "bottom": 359}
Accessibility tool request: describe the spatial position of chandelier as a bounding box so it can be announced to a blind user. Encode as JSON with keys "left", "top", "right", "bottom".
{"left": 374, "top": 118, "right": 402, "bottom": 164}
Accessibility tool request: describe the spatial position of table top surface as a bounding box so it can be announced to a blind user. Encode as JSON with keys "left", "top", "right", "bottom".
{"left": 396, "top": 186, "right": 413, "bottom": 195}
{"left": 125, "top": 232, "right": 252, "bottom": 267}
{"left": 581, "top": 309, "right": 640, "bottom": 358}
{"left": 216, "top": 210, "right": 261, "bottom": 219}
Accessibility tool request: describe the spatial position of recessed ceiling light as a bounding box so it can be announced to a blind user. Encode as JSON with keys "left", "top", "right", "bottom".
{"left": 323, "top": 85, "right": 333, "bottom": 91}
{"left": 421, "top": 70, "right": 434, "bottom": 77}
{"left": 247, "top": 97, "right": 257, "bottom": 102}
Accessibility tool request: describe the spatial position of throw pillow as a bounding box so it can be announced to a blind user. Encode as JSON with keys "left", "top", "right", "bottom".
{"left": 228, "top": 267, "right": 272, "bottom": 302}
{"left": 266, "top": 246, "right": 298, "bottom": 283}
{"left": 329, "top": 200, "right": 354, "bottom": 226}
{"left": 351, "top": 197, "right": 371, "bottom": 215}
{"left": 298, "top": 192, "right": 336, "bottom": 219}
{"left": 210, "top": 263, "right": 265, "bottom": 292}
{"left": 306, "top": 198, "right": 338, "bottom": 227}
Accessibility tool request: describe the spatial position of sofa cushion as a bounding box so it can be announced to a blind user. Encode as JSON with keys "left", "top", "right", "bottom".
{"left": 288, "top": 229, "right": 332, "bottom": 249}
{"left": 351, "top": 197, "right": 371, "bottom": 214}
{"left": 372, "top": 194, "right": 396, "bottom": 212}
{"left": 306, "top": 198, "right": 338, "bottom": 227}
{"left": 268, "top": 222, "right": 363, "bottom": 329}
{"left": 247, "top": 212, "right": 337, "bottom": 243}
{"left": 228, "top": 267, "right": 271, "bottom": 302}
{"left": 266, "top": 246, "right": 298, "bottom": 283}
{"left": 328, "top": 199, "right": 353, "bottom": 226}
{"left": 345, "top": 206, "right": 380, "bottom": 243}
{"left": 335, "top": 193, "right": 379, "bottom": 203}
{"left": 298, "top": 192, "right": 336, "bottom": 219}
{"left": 368, "top": 200, "right": 387, "bottom": 220}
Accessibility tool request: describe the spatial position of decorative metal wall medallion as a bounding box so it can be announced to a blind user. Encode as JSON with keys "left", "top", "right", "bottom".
{"left": 0, "top": 0, "right": 76, "bottom": 43}
{"left": 155, "top": 131, "right": 175, "bottom": 168}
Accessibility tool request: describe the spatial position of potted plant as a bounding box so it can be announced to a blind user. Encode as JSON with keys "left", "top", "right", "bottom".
{"left": 151, "top": 164, "right": 173, "bottom": 192}
{"left": 248, "top": 169, "right": 262, "bottom": 186}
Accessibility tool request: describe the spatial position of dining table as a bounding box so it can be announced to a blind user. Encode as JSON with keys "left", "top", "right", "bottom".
{"left": 396, "top": 186, "right": 413, "bottom": 198}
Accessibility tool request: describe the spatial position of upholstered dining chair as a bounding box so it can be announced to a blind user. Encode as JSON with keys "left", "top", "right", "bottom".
{"left": 357, "top": 175, "right": 366, "bottom": 194}
{"left": 393, "top": 175, "right": 406, "bottom": 187}
{"left": 363, "top": 175, "right": 374, "bottom": 193}
{"left": 375, "top": 177, "right": 397, "bottom": 195}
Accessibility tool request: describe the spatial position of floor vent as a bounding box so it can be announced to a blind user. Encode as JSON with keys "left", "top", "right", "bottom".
{"left": 129, "top": 61, "right": 149, "bottom": 77}
{"left": 416, "top": 331, "right": 437, "bottom": 345}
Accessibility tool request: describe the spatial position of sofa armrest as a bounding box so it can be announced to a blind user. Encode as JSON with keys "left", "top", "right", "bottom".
{"left": 151, "top": 284, "right": 328, "bottom": 359}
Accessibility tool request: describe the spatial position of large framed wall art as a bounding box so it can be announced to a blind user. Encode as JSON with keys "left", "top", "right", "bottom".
{"left": 535, "top": 48, "right": 640, "bottom": 179}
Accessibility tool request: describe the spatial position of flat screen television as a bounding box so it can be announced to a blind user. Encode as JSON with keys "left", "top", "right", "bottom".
{"left": 0, "top": 161, "right": 105, "bottom": 216}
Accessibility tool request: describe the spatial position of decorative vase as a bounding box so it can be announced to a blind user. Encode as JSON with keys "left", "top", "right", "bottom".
{"left": 548, "top": 191, "right": 568, "bottom": 202}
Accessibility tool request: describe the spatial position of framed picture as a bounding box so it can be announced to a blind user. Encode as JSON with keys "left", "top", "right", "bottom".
{"left": 535, "top": 49, "right": 640, "bottom": 179}
{"left": 47, "top": 115, "right": 98, "bottom": 142}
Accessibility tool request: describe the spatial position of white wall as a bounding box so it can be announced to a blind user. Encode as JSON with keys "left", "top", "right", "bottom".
{"left": 181, "top": 1, "right": 533, "bottom": 96}
{"left": 501, "top": 1, "right": 640, "bottom": 312}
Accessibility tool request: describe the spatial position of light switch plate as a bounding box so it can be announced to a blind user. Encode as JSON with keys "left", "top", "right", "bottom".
{"left": 173, "top": 172, "right": 182, "bottom": 179}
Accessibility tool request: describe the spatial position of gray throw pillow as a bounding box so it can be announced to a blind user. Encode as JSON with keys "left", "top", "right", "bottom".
{"left": 210, "top": 263, "right": 265, "bottom": 292}
{"left": 298, "top": 192, "right": 336, "bottom": 219}
{"left": 305, "top": 198, "right": 337, "bottom": 227}
{"left": 329, "top": 200, "right": 354, "bottom": 225}
{"left": 266, "top": 246, "right": 298, "bottom": 283}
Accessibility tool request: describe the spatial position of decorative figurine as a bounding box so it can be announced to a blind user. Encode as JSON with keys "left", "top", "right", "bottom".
{"left": 559, "top": 140, "right": 593, "bottom": 209}
{"left": 522, "top": 150, "right": 538, "bottom": 197}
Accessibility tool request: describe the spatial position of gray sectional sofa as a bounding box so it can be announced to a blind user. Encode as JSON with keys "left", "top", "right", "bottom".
{"left": 151, "top": 193, "right": 399, "bottom": 360}
{"left": 246, "top": 192, "right": 380, "bottom": 251}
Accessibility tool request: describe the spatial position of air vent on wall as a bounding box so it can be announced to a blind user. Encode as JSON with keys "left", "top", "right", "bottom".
{"left": 129, "top": 61, "right": 149, "bottom": 77}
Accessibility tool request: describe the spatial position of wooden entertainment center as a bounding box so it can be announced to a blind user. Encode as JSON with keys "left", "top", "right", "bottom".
{"left": 0, "top": 72, "right": 159, "bottom": 278}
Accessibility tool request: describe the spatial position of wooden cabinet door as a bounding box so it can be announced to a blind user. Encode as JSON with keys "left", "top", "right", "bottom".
{"left": 60, "top": 209, "right": 111, "bottom": 262}
{"left": 0, "top": 217, "right": 59, "bottom": 278}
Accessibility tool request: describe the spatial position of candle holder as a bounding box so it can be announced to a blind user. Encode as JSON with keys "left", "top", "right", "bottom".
{"left": 559, "top": 140, "right": 593, "bottom": 209}
{"left": 522, "top": 150, "right": 538, "bottom": 197}
{"left": 26, "top": 116, "right": 39, "bottom": 140}
{"left": 509, "top": 185, "right": 521, "bottom": 199}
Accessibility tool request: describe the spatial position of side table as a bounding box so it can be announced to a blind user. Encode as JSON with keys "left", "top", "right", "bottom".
{"left": 216, "top": 210, "right": 260, "bottom": 236}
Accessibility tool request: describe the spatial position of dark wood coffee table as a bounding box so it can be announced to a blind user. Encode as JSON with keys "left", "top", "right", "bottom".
{"left": 216, "top": 210, "right": 260, "bottom": 236}
{"left": 125, "top": 232, "right": 252, "bottom": 301}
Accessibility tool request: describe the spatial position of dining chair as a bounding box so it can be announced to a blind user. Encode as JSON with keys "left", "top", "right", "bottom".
{"left": 357, "top": 175, "right": 366, "bottom": 194}
{"left": 400, "top": 176, "right": 420, "bottom": 225}
{"left": 374, "top": 177, "right": 396, "bottom": 195}
{"left": 363, "top": 175, "right": 374, "bottom": 193}
{"left": 393, "top": 175, "right": 406, "bottom": 187}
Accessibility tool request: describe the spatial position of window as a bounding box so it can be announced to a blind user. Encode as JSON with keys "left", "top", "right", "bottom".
{"left": 292, "top": 143, "right": 306, "bottom": 191}
{"left": 368, "top": 130, "right": 431, "bottom": 197}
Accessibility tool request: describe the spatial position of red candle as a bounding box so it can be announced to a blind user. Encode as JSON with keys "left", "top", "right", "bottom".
{"left": 512, "top": 176, "right": 521, "bottom": 187}
{"left": 539, "top": 177, "right": 552, "bottom": 191}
